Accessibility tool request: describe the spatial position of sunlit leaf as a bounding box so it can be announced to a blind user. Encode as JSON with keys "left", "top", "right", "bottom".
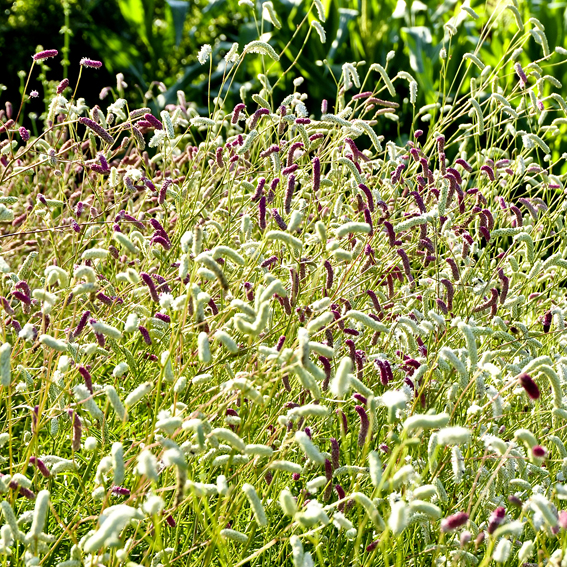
{"left": 166, "top": 0, "right": 190, "bottom": 47}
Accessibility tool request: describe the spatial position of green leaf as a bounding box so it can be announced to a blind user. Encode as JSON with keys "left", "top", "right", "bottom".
{"left": 116, "top": 0, "right": 146, "bottom": 41}
{"left": 401, "top": 26, "right": 432, "bottom": 74}
{"left": 84, "top": 28, "right": 142, "bottom": 74}
{"left": 166, "top": 0, "right": 190, "bottom": 47}
{"left": 116, "top": 0, "right": 154, "bottom": 49}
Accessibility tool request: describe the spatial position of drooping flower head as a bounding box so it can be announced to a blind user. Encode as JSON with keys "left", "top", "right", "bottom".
{"left": 33, "top": 49, "right": 58, "bottom": 61}
{"left": 80, "top": 58, "right": 103, "bottom": 68}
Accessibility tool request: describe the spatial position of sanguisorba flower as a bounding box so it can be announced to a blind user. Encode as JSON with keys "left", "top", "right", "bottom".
{"left": 198, "top": 44, "right": 212, "bottom": 65}
{"left": 441, "top": 512, "right": 469, "bottom": 532}
{"left": 32, "top": 49, "right": 58, "bottom": 61}
{"left": 518, "top": 372, "right": 540, "bottom": 400}
{"left": 80, "top": 58, "right": 103, "bottom": 68}
{"left": 56, "top": 78, "right": 69, "bottom": 94}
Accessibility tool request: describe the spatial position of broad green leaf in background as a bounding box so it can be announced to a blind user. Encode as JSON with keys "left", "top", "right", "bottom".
{"left": 202, "top": 0, "right": 228, "bottom": 14}
{"left": 401, "top": 25, "right": 436, "bottom": 104}
{"left": 166, "top": 0, "right": 190, "bottom": 47}
{"left": 327, "top": 8, "right": 358, "bottom": 62}
{"left": 86, "top": 28, "right": 142, "bottom": 74}
{"left": 401, "top": 26, "right": 432, "bottom": 74}
{"left": 116, "top": 0, "right": 154, "bottom": 49}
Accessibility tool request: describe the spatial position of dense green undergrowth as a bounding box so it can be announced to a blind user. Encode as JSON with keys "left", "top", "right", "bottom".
{"left": 3, "top": 2, "right": 567, "bottom": 566}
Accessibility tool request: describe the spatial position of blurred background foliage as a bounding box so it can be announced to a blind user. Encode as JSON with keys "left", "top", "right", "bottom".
{"left": 1, "top": 0, "right": 567, "bottom": 122}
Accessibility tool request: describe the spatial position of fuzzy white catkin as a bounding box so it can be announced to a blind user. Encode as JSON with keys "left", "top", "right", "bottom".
{"left": 269, "top": 460, "right": 303, "bottom": 474}
{"left": 463, "top": 52, "right": 485, "bottom": 70}
{"left": 111, "top": 442, "right": 125, "bottom": 486}
{"left": 124, "top": 313, "right": 139, "bottom": 333}
{"left": 437, "top": 427, "right": 471, "bottom": 446}
{"left": 288, "top": 404, "right": 330, "bottom": 419}
{"left": 408, "top": 500, "right": 441, "bottom": 519}
{"left": 214, "top": 330, "right": 239, "bottom": 353}
{"left": 211, "top": 428, "right": 246, "bottom": 452}
{"left": 413, "top": 484, "right": 437, "bottom": 500}
{"left": 0, "top": 343, "right": 11, "bottom": 387}
{"left": 303, "top": 552, "right": 315, "bottom": 567}
{"left": 306, "top": 476, "right": 328, "bottom": 492}
{"left": 216, "top": 475, "right": 228, "bottom": 495}
{"left": 346, "top": 310, "right": 389, "bottom": 332}
{"left": 538, "top": 365, "right": 563, "bottom": 407}
{"left": 114, "top": 232, "right": 139, "bottom": 254}
{"left": 32, "top": 289, "right": 56, "bottom": 305}
{"left": 161, "top": 111, "right": 175, "bottom": 139}
{"left": 124, "top": 381, "right": 152, "bottom": 408}
{"left": 45, "top": 265, "right": 69, "bottom": 287}
{"left": 403, "top": 412, "right": 450, "bottom": 432}
{"left": 197, "top": 332, "right": 211, "bottom": 363}
{"left": 518, "top": 540, "right": 534, "bottom": 562}
{"left": 74, "top": 265, "right": 96, "bottom": 283}
{"left": 451, "top": 446, "right": 465, "bottom": 483}
{"left": 260, "top": 279, "right": 288, "bottom": 303}
{"left": 531, "top": 494, "right": 557, "bottom": 526}
{"left": 350, "top": 375, "right": 372, "bottom": 397}
{"left": 155, "top": 415, "right": 182, "bottom": 435}
{"left": 311, "top": 20, "right": 326, "bottom": 43}
{"left": 370, "top": 63, "right": 396, "bottom": 96}
{"left": 439, "top": 347, "right": 468, "bottom": 384}
{"left": 137, "top": 450, "right": 158, "bottom": 482}
{"left": 492, "top": 538, "right": 511, "bottom": 563}
{"left": 306, "top": 311, "right": 334, "bottom": 333}
{"left": 84, "top": 506, "right": 142, "bottom": 553}
{"left": 242, "top": 483, "right": 267, "bottom": 526}
{"left": 330, "top": 512, "right": 352, "bottom": 533}
{"left": 1, "top": 501, "right": 22, "bottom": 540}
{"left": 262, "top": 1, "right": 281, "bottom": 28}
{"left": 368, "top": 451, "right": 382, "bottom": 488}
{"left": 289, "top": 535, "right": 303, "bottom": 567}
{"left": 351, "top": 493, "right": 385, "bottom": 530}
{"left": 265, "top": 230, "right": 302, "bottom": 251}
{"left": 514, "top": 428, "right": 538, "bottom": 449}
{"left": 212, "top": 454, "right": 249, "bottom": 467}
{"left": 212, "top": 245, "right": 245, "bottom": 266}
{"left": 290, "top": 364, "right": 321, "bottom": 398}
{"left": 295, "top": 431, "right": 326, "bottom": 464}
{"left": 39, "top": 334, "right": 68, "bottom": 352}
{"left": 220, "top": 528, "right": 248, "bottom": 543}
{"left": 185, "top": 481, "right": 218, "bottom": 497}
{"left": 295, "top": 499, "right": 330, "bottom": 528}
{"left": 330, "top": 356, "right": 352, "bottom": 398}
{"left": 105, "top": 386, "right": 127, "bottom": 421}
{"left": 11, "top": 473, "right": 31, "bottom": 489}
{"left": 90, "top": 321, "right": 122, "bottom": 340}
{"left": 73, "top": 384, "right": 104, "bottom": 420}
{"left": 245, "top": 444, "right": 274, "bottom": 457}
{"left": 388, "top": 501, "right": 409, "bottom": 536}
{"left": 342, "top": 62, "right": 361, "bottom": 89}
{"left": 279, "top": 488, "right": 297, "bottom": 516}
{"left": 298, "top": 327, "right": 310, "bottom": 366}
{"left": 307, "top": 341, "right": 334, "bottom": 358}
{"left": 81, "top": 248, "right": 108, "bottom": 260}
{"left": 161, "top": 350, "right": 175, "bottom": 383}
{"left": 458, "top": 322, "right": 478, "bottom": 369}
{"left": 143, "top": 494, "right": 165, "bottom": 516}
{"left": 112, "top": 362, "right": 129, "bottom": 378}
{"left": 1, "top": 523, "right": 13, "bottom": 549}
{"left": 313, "top": 0, "right": 326, "bottom": 20}
{"left": 28, "top": 489, "right": 49, "bottom": 541}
